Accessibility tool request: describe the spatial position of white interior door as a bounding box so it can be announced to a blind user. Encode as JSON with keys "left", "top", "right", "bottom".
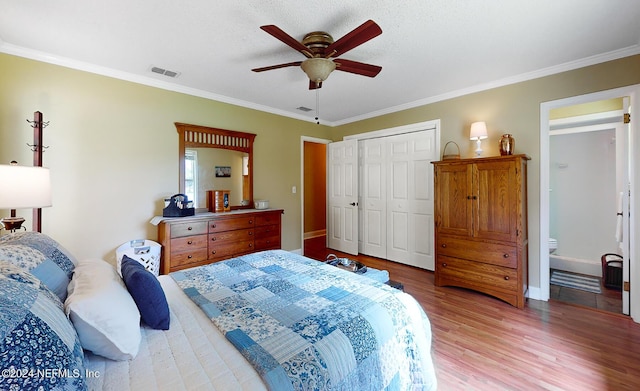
{"left": 328, "top": 139, "right": 359, "bottom": 255}
{"left": 386, "top": 131, "right": 436, "bottom": 269}
{"left": 620, "top": 97, "right": 631, "bottom": 315}
{"left": 361, "top": 138, "right": 386, "bottom": 258}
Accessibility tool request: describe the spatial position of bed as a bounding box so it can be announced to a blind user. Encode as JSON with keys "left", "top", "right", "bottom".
{"left": 0, "top": 232, "right": 437, "bottom": 390}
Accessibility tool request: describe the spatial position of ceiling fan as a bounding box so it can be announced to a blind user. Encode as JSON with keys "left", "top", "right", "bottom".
{"left": 252, "top": 20, "right": 382, "bottom": 90}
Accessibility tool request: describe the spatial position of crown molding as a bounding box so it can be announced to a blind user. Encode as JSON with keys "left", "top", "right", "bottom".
{"left": 334, "top": 44, "right": 640, "bottom": 126}
{"left": 0, "top": 41, "right": 327, "bottom": 125}
{"left": 2, "top": 40, "right": 638, "bottom": 128}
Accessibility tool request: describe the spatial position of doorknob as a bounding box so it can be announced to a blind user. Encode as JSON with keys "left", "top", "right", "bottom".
{"left": 350, "top": 202, "right": 358, "bottom": 206}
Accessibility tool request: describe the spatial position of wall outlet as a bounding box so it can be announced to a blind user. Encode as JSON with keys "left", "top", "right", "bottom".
{"left": 292, "top": 186, "right": 297, "bottom": 194}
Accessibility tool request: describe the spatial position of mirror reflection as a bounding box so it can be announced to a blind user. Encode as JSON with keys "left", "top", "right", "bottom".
{"left": 176, "top": 122, "right": 255, "bottom": 211}
{"left": 185, "top": 148, "right": 249, "bottom": 209}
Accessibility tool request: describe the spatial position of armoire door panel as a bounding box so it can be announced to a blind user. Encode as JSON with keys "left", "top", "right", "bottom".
{"left": 435, "top": 164, "right": 473, "bottom": 237}
{"left": 474, "top": 160, "right": 517, "bottom": 242}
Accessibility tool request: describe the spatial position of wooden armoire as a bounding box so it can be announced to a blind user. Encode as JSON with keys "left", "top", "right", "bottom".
{"left": 432, "top": 154, "right": 530, "bottom": 308}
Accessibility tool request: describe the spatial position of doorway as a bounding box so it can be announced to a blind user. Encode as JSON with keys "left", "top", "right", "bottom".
{"left": 548, "top": 113, "right": 624, "bottom": 313}
{"left": 301, "top": 136, "right": 330, "bottom": 257}
{"left": 539, "top": 85, "right": 639, "bottom": 319}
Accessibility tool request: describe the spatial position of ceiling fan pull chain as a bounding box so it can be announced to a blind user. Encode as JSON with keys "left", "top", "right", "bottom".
{"left": 315, "top": 88, "right": 320, "bottom": 125}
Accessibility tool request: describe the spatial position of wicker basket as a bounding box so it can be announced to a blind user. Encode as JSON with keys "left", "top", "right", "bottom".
{"left": 442, "top": 141, "right": 461, "bottom": 160}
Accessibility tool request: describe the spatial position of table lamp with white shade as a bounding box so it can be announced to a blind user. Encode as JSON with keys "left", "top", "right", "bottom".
{"left": 470, "top": 121, "right": 488, "bottom": 157}
{"left": 0, "top": 163, "right": 51, "bottom": 232}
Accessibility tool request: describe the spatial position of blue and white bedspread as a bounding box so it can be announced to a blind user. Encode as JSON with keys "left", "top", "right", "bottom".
{"left": 170, "top": 250, "right": 436, "bottom": 391}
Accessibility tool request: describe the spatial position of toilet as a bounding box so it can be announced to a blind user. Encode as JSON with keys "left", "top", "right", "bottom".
{"left": 549, "top": 238, "right": 558, "bottom": 254}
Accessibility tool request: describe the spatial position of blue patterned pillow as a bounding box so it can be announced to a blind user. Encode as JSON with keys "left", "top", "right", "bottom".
{"left": 0, "top": 261, "right": 87, "bottom": 390}
{"left": 121, "top": 255, "right": 170, "bottom": 330}
{"left": 0, "top": 231, "right": 78, "bottom": 301}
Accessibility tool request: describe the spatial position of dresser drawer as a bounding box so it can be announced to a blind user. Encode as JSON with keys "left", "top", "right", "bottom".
{"left": 170, "top": 235, "right": 208, "bottom": 252}
{"left": 209, "top": 240, "right": 254, "bottom": 259}
{"left": 209, "top": 216, "right": 255, "bottom": 232}
{"left": 209, "top": 228, "right": 254, "bottom": 245}
{"left": 437, "top": 235, "right": 517, "bottom": 268}
{"left": 170, "top": 221, "right": 208, "bottom": 238}
{"left": 255, "top": 224, "right": 279, "bottom": 238}
{"left": 170, "top": 248, "right": 209, "bottom": 268}
{"left": 436, "top": 255, "right": 518, "bottom": 292}
{"left": 255, "top": 236, "right": 280, "bottom": 250}
{"left": 255, "top": 212, "right": 281, "bottom": 227}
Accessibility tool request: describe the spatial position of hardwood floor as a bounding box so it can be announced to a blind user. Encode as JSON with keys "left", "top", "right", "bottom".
{"left": 304, "top": 236, "right": 640, "bottom": 391}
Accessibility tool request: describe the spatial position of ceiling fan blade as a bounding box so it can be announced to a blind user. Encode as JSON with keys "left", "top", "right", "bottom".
{"left": 252, "top": 61, "right": 302, "bottom": 72}
{"left": 334, "top": 59, "right": 382, "bottom": 77}
{"left": 323, "top": 20, "right": 382, "bottom": 58}
{"left": 309, "top": 80, "right": 322, "bottom": 90}
{"left": 260, "top": 25, "right": 313, "bottom": 58}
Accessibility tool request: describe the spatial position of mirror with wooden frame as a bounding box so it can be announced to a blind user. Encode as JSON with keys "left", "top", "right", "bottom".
{"left": 176, "top": 122, "right": 256, "bottom": 211}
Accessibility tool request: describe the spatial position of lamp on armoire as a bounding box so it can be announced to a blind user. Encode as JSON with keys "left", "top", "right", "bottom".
{"left": 470, "top": 121, "right": 488, "bottom": 157}
{"left": 0, "top": 162, "right": 51, "bottom": 232}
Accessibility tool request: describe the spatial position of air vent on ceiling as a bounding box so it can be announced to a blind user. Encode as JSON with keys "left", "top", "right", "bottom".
{"left": 150, "top": 66, "right": 180, "bottom": 78}
{"left": 297, "top": 106, "right": 312, "bottom": 112}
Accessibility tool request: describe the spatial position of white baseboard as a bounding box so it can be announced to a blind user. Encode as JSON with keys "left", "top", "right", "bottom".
{"left": 527, "top": 286, "right": 544, "bottom": 301}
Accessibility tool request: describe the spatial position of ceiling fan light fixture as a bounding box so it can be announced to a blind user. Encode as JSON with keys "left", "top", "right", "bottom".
{"left": 300, "top": 58, "right": 336, "bottom": 83}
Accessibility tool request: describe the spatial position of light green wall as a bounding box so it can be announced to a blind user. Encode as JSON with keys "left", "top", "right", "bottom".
{"left": 550, "top": 97, "right": 623, "bottom": 119}
{"left": 2, "top": 52, "right": 639, "bottom": 292}
{"left": 0, "top": 53, "right": 329, "bottom": 263}
{"left": 331, "top": 54, "right": 640, "bottom": 290}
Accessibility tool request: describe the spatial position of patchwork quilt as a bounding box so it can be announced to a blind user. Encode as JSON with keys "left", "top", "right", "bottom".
{"left": 171, "top": 250, "right": 436, "bottom": 391}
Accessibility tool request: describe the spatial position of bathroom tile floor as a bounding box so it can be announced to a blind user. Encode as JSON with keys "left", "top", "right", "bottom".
{"left": 549, "top": 269, "right": 623, "bottom": 314}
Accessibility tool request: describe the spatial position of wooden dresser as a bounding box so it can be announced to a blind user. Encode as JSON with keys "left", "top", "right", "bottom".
{"left": 432, "top": 154, "right": 529, "bottom": 308}
{"left": 157, "top": 209, "right": 283, "bottom": 274}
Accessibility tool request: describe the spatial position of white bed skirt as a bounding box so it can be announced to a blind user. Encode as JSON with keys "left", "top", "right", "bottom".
{"left": 84, "top": 275, "right": 267, "bottom": 391}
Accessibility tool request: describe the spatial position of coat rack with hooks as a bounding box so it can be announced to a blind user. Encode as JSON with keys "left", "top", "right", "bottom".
{"left": 29, "top": 111, "right": 48, "bottom": 232}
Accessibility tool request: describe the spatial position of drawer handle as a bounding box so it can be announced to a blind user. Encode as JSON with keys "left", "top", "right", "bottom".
{"left": 249, "top": 231, "right": 253, "bottom": 236}
{"left": 187, "top": 255, "right": 192, "bottom": 259}
{"left": 442, "top": 263, "right": 447, "bottom": 267}
{"left": 211, "top": 224, "right": 216, "bottom": 228}
{"left": 503, "top": 254, "right": 510, "bottom": 258}
{"left": 249, "top": 220, "right": 254, "bottom": 224}
{"left": 188, "top": 226, "right": 193, "bottom": 231}
{"left": 211, "top": 237, "right": 216, "bottom": 241}
{"left": 249, "top": 243, "right": 253, "bottom": 247}
{"left": 187, "top": 240, "right": 193, "bottom": 245}
{"left": 504, "top": 276, "right": 510, "bottom": 280}
{"left": 211, "top": 250, "right": 216, "bottom": 255}
{"left": 441, "top": 244, "right": 447, "bottom": 248}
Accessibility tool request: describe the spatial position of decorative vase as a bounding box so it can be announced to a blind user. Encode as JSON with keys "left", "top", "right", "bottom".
{"left": 499, "top": 134, "right": 515, "bottom": 155}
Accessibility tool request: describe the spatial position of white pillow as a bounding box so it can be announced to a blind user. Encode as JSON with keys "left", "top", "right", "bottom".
{"left": 64, "top": 258, "right": 141, "bottom": 361}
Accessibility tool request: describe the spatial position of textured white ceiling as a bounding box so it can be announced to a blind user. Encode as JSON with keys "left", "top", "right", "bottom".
{"left": 1, "top": 0, "right": 639, "bottom": 125}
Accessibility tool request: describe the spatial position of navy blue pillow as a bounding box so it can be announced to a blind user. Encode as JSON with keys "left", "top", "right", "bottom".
{"left": 120, "top": 255, "right": 170, "bottom": 330}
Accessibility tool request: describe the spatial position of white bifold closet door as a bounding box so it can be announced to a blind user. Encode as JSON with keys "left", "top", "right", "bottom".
{"left": 360, "top": 130, "right": 437, "bottom": 270}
